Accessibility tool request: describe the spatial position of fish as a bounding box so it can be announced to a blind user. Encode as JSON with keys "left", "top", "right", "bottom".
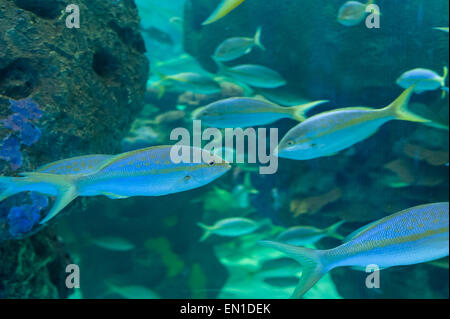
{"left": 382, "top": 158, "right": 445, "bottom": 188}
{"left": 254, "top": 257, "right": 302, "bottom": 279}
{"left": 202, "top": 0, "right": 246, "bottom": 26}
{"left": 105, "top": 282, "right": 160, "bottom": 299}
{"left": 0, "top": 146, "right": 231, "bottom": 224}
{"left": 150, "top": 110, "right": 186, "bottom": 125}
{"left": 289, "top": 187, "right": 342, "bottom": 217}
{"left": 433, "top": 27, "right": 449, "bottom": 33}
{"left": 197, "top": 217, "right": 261, "bottom": 241}
{"left": 257, "top": 88, "right": 311, "bottom": 106}
{"left": 91, "top": 236, "right": 135, "bottom": 252}
{"left": 337, "top": 0, "right": 378, "bottom": 27}
{"left": 152, "top": 54, "right": 205, "bottom": 75}
{"left": 169, "top": 17, "right": 184, "bottom": 27}
{"left": 213, "top": 27, "right": 265, "bottom": 62}
{"left": 276, "top": 221, "right": 345, "bottom": 246}
{"left": 402, "top": 143, "right": 449, "bottom": 167}
{"left": 192, "top": 97, "right": 328, "bottom": 128}
{"left": 263, "top": 277, "right": 300, "bottom": 288}
{"left": 260, "top": 202, "right": 449, "bottom": 298}
{"left": 276, "top": 86, "right": 431, "bottom": 160}
{"left": 140, "top": 26, "right": 174, "bottom": 46}
{"left": 121, "top": 127, "right": 161, "bottom": 152}
{"left": 217, "top": 63, "right": 286, "bottom": 89}
{"left": 152, "top": 72, "right": 222, "bottom": 97}
{"left": 396, "top": 67, "right": 448, "bottom": 96}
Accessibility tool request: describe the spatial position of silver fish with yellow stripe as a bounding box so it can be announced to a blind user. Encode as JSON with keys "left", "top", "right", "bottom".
{"left": 276, "top": 86, "right": 436, "bottom": 160}
{"left": 192, "top": 97, "right": 328, "bottom": 128}
{"left": 0, "top": 146, "right": 230, "bottom": 224}
{"left": 261, "top": 202, "right": 449, "bottom": 298}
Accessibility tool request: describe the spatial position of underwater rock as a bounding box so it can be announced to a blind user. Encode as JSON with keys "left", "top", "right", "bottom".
{"left": 184, "top": 0, "right": 449, "bottom": 105}
{"left": 0, "top": 229, "right": 74, "bottom": 299}
{"left": 1, "top": 0, "right": 148, "bottom": 298}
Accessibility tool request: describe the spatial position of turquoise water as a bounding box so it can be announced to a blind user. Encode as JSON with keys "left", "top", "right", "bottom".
{"left": 0, "top": 0, "right": 448, "bottom": 299}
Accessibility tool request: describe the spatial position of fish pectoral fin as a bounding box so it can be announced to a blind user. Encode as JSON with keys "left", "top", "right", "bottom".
{"left": 102, "top": 192, "right": 130, "bottom": 200}
{"left": 40, "top": 183, "right": 78, "bottom": 224}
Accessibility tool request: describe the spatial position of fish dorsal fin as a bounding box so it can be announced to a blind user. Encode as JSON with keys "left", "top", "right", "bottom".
{"left": 253, "top": 94, "right": 275, "bottom": 104}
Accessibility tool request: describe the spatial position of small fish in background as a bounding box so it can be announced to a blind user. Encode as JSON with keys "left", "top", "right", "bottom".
{"left": 121, "top": 126, "right": 162, "bottom": 152}
{"left": 140, "top": 26, "right": 174, "bottom": 46}
{"left": 396, "top": 67, "right": 448, "bottom": 97}
{"left": 169, "top": 16, "right": 184, "bottom": 27}
{"left": 151, "top": 72, "right": 222, "bottom": 97}
{"left": 197, "top": 186, "right": 239, "bottom": 213}
{"left": 197, "top": 217, "right": 261, "bottom": 241}
{"left": 151, "top": 54, "right": 206, "bottom": 75}
{"left": 276, "top": 221, "right": 345, "bottom": 246}
{"left": 260, "top": 202, "right": 449, "bottom": 298}
{"left": 196, "top": 172, "right": 258, "bottom": 213}
{"left": 433, "top": 27, "right": 449, "bottom": 33}
{"left": 263, "top": 276, "right": 300, "bottom": 288}
{"left": 149, "top": 110, "right": 186, "bottom": 125}
{"left": 276, "top": 86, "right": 435, "bottom": 161}
{"left": 91, "top": 236, "right": 136, "bottom": 252}
{"left": 202, "top": 0, "right": 246, "bottom": 26}
{"left": 192, "top": 97, "right": 328, "bottom": 128}
{"left": 213, "top": 27, "right": 265, "bottom": 62}
{"left": 104, "top": 282, "right": 160, "bottom": 299}
{"left": 0, "top": 146, "right": 230, "bottom": 224}
{"left": 257, "top": 88, "right": 312, "bottom": 107}
{"left": 381, "top": 158, "right": 445, "bottom": 188}
{"left": 253, "top": 257, "right": 302, "bottom": 279}
{"left": 337, "top": 0, "right": 378, "bottom": 27}
{"left": 402, "top": 143, "right": 449, "bottom": 167}
{"left": 289, "top": 187, "right": 342, "bottom": 217}
{"left": 217, "top": 63, "right": 287, "bottom": 89}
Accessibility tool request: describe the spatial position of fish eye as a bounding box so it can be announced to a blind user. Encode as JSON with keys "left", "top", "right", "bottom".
{"left": 208, "top": 160, "right": 215, "bottom": 166}
{"left": 184, "top": 175, "right": 192, "bottom": 181}
{"left": 286, "top": 140, "right": 294, "bottom": 146}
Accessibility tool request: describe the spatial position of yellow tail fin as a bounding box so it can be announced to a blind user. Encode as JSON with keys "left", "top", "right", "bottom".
{"left": 254, "top": 27, "right": 265, "bottom": 51}
{"left": 197, "top": 223, "right": 213, "bottom": 242}
{"left": 1, "top": 173, "right": 78, "bottom": 224}
{"left": 384, "top": 85, "right": 431, "bottom": 123}
{"left": 442, "top": 66, "right": 448, "bottom": 85}
{"left": 291, "top": 100, "right": 329, "bottom": 122}
{"left": 325, "top": 220, "right": 345, "bottom": 241}
{"left": 441, "top": 67, "right": 448, "bottom": 98}
{"left": 259, "top": 240, "right": 328, "bottom": 298}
